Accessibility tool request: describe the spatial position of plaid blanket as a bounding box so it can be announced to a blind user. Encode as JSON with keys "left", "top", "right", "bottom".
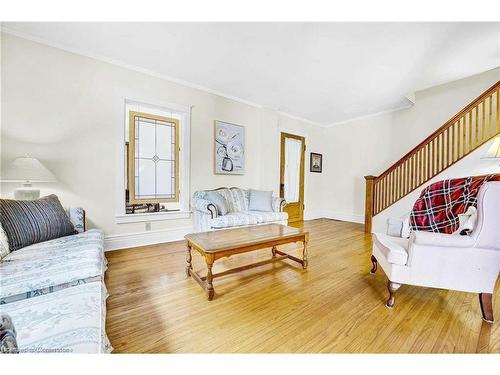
{"left": 410, "top": 174, "right": 500, "bottom": 234}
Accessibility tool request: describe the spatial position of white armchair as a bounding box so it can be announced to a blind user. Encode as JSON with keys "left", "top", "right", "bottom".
{"left": 370, "top": 181, "right": 500, "bottom": 323}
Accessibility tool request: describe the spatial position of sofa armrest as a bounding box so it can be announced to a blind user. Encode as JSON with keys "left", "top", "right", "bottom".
{"left": 193, "top": 198, "right": 218, "bottom": 219}
{"left": 67, "top": 207, "right": 86, "bottom": 233}
{"left": 272, "top": 197, "right": 286, "bottom": 212}
{"left": 0, "top": 314, "right": 18, "bottom": 354}
{"left": 411, "top": 231, "right": 475, "bottom": 248}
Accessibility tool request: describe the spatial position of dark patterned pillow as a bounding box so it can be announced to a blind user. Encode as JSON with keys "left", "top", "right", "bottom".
{"left": 0, "top": 194, "right": 77, "bottom": 251}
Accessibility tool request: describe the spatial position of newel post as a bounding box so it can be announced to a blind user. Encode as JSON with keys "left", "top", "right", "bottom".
{"left": 364, "top": 175, "right": 376, "bottom": 233}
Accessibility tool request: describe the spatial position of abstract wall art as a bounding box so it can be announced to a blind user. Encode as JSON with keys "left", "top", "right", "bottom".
{"left": 214, "top": 120, "right": 245, "bottom": 175}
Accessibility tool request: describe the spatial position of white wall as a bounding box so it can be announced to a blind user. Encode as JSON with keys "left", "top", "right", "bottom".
{"left": 322, "top": 68, "right": 500, "bottom": 224}
{"left": 0, "top": 33, "right": 327, "bottom": 249}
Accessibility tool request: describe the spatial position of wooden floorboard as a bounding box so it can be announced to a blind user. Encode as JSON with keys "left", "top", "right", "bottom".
{"left": 104, "top": 219, "right": 500, "bottom": 353}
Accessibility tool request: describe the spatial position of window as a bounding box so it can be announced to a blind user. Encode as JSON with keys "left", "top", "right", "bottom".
{"left": 128, "top": 111, "right": 179, "bottom": 204}
{"left": 120, "top": 101, "right": 191, "bottom": 220}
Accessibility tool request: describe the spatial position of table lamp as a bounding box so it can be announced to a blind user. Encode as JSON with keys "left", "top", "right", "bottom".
{"left": 1, "top": 156, "right": 57, "bottom": 200}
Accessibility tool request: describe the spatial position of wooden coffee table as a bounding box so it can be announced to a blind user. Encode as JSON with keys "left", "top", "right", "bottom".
{"left": 184, "top": 223, "right": 309, "bottom": 300}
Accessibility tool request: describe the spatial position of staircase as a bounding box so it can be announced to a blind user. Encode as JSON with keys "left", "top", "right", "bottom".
{"left": 364, "top": 80, "right": 500, "bottom": 233}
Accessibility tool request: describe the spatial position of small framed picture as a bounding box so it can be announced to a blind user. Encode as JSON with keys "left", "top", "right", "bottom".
{"left": 310, "top": 152, "right": 322, "bottom": 173}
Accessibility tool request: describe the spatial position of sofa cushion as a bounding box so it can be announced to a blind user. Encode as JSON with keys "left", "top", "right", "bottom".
{"left": 246, "top": 211, "right": 288, "bottom": 224}
{"left": 373, "top": 232, "right": 409, "bottom": 266}
{"left": 67, "top": 207, "right": 86, "bottom": 234}
{"left": 210, "top": 212, "right": 258, "bottom": 229}
{"left": 0, "top": 223, "right": 10, "bottom": 260}
{"left": 248, "top": 189, "right": 273, "bottom": 212}
{"left": 214, "top": 189, "right": 235, "bottom": 212}
{"left": 0, "top": 229, "right": 105, "bottom": 302}
{"left": 0, "top": 281, "right": 112, "bottom": 353}
{"left": 229, "top": 188, "right": 249, "bottom": 212}
{"left": 206, "top": 191, "right": 229, "bottom": 215}
{"left": 0, "top": 195, "right": 76, "bottom": 251}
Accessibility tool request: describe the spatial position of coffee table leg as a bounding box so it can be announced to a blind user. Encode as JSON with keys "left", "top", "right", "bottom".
{"left": 206, "top": 257, "right": 215, "bottom": 301}
{"left": 185, "top": 244, "right": 192, "bottom": 277}
{"left": 302, "top": 237, "right": 308, "bottom": 269}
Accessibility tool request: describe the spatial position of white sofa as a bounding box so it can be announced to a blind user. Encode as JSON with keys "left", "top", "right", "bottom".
{"left": 371, "top": 182, "right": 500, "bottom": 322}
{"left": 192, "top": 187, "right": 288, "bottom": 232}
{"left": 0, "top": 209, "right": 111, "bottom": 353}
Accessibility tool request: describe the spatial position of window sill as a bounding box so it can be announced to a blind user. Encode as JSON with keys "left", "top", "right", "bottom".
{"left": 115, "top": 210, "right": 191, "bottom": 224}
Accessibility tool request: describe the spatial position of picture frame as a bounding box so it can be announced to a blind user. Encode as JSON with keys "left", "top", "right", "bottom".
{"left": 214, "top": 120, "right": 245, "bottom": 175}
{"left": 310, "top": 152, "right": 322, "bottom": 173}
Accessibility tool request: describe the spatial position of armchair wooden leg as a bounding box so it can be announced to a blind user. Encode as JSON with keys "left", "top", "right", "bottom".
{"left": 386, "top": 281, "right": 401, "bottom": 308}
{"left": 479, "top": 293, "right": 494, "bottom": 323}
{"left": 370, "top": 255, "right": 378, "bottom": 274}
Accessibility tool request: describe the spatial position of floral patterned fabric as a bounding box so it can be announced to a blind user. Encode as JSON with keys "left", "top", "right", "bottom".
{"left": 215, "top": 189, "right": 237, "bottom": 212}
{"left": 193, "top": 197, "right": 218, "bottom": 216}
{"left": 210, "top": 212, "right": 259, "bottom": 228}
{"left": 229, "top": 188, "right": 249, "bottom": 212}
{"left": 193, "top": 187, "right": 287, "bottom": 232}
{"left": 0, "top": 229, "right": 105, "bottom": 302}
{"left": 0, "top": 276, "right": 102, "bottom": 305}
{"left": 0, "top": 223, "right": 10, "bottom": 260}
{"left": 67, "top": 207, "right": 85, "bottom": 233}
{"left": 0, "top": 282, "right": 112, "bottom": 353}
{"left": 245, "top": 211, "right": 288, "bottom": 224}
{"left": 272, "top": 197, "right": 286, "bottom": 213}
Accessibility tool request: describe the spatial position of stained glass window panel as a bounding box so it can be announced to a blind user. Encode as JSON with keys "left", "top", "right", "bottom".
{"left": 129, "top": 111, "right": 178, "bottom": 203}
{"left": 156, "top": 124, "right": 173, "bottom": 160}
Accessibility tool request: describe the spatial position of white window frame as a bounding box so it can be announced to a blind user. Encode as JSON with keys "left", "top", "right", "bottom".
{"left": 115, "top": 99, "right": 191, "bottom": 224}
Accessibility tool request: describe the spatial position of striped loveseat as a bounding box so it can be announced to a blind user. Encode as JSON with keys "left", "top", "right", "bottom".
{"left": 193, "top": 187, "right": 288, "bottom": 232}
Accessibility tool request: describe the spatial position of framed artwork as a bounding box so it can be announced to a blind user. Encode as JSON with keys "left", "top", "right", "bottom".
{"left": 214, "top": 120, "right": 245, "bottom": 175}
{"left": 310, "top": 152, "right": 322, "bottom": 173}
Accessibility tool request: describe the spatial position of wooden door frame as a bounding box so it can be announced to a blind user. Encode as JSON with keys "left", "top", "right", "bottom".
{"left": 280, "top": 132, "right": 305, "bottom": 223}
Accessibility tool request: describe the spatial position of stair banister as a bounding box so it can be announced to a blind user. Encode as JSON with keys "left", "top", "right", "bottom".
{"left": 364, "top": 80, "right": 500, "bottom": 233}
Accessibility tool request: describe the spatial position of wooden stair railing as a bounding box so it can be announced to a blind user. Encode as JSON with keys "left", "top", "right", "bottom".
{"left": 365, "top": 80, "right": 500, "bottom": 233}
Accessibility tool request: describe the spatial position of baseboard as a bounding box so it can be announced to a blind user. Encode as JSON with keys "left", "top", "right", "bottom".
{"left": 104, "top": 212, "right": 363, "bottom": 251}
{"left": 104, "top": 226, "right": 193, "bottom": 252}
{"left": 303, "top": 210, "right": 326, "bottom": 221}
{"left": 321, "top": 211, "right": 364, "bottom": 224}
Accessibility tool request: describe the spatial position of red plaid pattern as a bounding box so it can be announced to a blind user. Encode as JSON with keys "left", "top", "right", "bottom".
{"left": 410, "top": 174, "right": 500, "bottom": 234}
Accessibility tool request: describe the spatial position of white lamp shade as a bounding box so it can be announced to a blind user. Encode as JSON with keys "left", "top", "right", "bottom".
{"left": 1, "top": 156, "right": 57, "bottom": 183}
{"left": 481, "top": 137, "right": 500, "bottom": 160}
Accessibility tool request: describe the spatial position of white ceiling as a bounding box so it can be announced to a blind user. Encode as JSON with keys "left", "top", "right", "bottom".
{"left": 3, "top": 22, "right": 500, "bottom": 126}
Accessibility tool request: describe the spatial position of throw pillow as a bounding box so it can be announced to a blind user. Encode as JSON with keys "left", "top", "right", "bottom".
{"left": 386, "top": 218, "right": 403, "bottom": 237}
{"left": 0, "top": 194, "right": 77, "bottom": 251}
{"left": 206, "top": 191, "right": 229, "bottom": 215}
{"left": 248, "top": 189, "right": 273, "bottom": 212}
{"left": 0, "top": 223, "right": 10, "bottom": 261}
{"left": 401, "top": 217, "right": 411, "bottom": 239}
{"left": 454, "top": 206, "right": 478, "bottom": 235}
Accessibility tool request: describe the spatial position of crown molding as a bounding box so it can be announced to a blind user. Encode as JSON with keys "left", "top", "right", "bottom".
{"left": 2, "top": 26, "right": 330, "bottom": 128}
{"left": 325, "top": 104, "right": 413, "bottom": 128}
{"left": 1, "top": 25, "right": 428, "bottom": 129}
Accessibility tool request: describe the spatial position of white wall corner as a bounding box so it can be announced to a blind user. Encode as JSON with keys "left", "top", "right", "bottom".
{"left": 322, "top": 210, "right": 365, "bottom": 224}
{"left": 104, "top": 226, "right": 192, "bottom": 252}
{"left": 303, "top": 209, "right": 326, "bottom": 221}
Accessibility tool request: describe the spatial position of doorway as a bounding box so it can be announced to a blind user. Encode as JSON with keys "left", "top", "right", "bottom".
{"left": 280, "top": 132, "right": 305, "bottom": 223}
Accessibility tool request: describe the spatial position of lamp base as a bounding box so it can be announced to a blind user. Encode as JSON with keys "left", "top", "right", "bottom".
{"left": 14, "top": 187, "right": 40, "bottom": 200}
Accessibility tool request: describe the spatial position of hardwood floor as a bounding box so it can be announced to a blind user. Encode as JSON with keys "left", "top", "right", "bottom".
{"left": 105, "top": 219, "right": 500, "bottom": 353}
